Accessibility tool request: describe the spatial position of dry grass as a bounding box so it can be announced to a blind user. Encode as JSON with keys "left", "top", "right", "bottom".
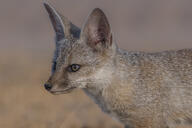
{"left": 0, "top": 86, "right": 123, "bottom": 128}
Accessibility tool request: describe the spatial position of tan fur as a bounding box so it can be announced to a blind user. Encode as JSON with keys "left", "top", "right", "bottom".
{"left": 44, "top": 2, "right": 192, "bottom": 128}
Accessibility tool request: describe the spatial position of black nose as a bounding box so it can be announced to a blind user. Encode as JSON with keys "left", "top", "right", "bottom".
{"left": 44, "top": 83, "right": 52, "bottom": 91}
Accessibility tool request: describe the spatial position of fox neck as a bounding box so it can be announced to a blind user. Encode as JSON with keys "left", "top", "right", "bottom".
{"left": 82, "top": 53, "right": 117, "bottom": 104}
{"left": 82, "top": 48, "right": 133, "bottom": 111}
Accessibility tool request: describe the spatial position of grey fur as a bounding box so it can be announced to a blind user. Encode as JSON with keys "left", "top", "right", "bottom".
{"left": 44, "top": 2, "right": 80, "bottom": 73}
{"left": 44, "top": 2, "right": 192, "bottom": 128}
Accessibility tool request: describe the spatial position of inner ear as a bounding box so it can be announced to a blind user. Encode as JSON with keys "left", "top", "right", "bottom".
{"left": 81, "top": 8, "right": 111, "bottom": 49}
{"left": 88, "top": 20, "right": 110, "bottom": 46}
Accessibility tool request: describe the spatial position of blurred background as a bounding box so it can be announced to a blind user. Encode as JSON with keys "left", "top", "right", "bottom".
{"left": 1, "top": 0, "right": 192, "bottom": 128}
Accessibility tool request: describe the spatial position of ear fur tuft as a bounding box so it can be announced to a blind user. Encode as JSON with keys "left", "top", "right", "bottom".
{"left": 81, "top": 8, "right": 112, "bottom": 50}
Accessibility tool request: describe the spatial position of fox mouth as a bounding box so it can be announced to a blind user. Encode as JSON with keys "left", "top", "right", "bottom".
{"left": 50, "top": 87, "right": 76, "bottom": 95}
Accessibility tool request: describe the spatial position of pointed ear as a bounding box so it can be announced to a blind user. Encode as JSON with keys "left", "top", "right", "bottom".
{"left": 81, "top": 8, "right": 112, "bottom": 51}
{"left": 44, "top": 2, "right": 80, "bottom": 41}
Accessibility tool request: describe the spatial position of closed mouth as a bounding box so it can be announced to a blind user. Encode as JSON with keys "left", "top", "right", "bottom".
{"left": 50, "top": 87, "right": 76, "bottom": 95}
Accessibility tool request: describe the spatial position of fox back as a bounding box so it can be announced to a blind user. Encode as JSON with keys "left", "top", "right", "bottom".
{"left": 43, "top": 2, "right": 192, "bottom": 128}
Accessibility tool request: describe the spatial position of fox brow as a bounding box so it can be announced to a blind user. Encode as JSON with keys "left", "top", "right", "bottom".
{"left": 52, "top": 37, "right": 78, "bottom": 73}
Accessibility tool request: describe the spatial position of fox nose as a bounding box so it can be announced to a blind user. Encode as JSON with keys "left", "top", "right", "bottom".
{"left": 44, "top": 83, "right": 52, "bottom": 91}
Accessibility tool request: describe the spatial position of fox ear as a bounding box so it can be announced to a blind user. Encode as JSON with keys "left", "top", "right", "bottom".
{"left": 81, "top": 8, "right": 112, "bottom": 51}
{"left": 44, "top": 2, "right": 80, "bottom": 41}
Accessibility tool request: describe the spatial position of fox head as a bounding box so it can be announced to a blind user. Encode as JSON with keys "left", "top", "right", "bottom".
{"left": 44, "top": 2, "right": 117, "bottom": 94}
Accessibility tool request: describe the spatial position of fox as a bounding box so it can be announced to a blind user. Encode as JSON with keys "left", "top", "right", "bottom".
{"left": 43, "top": 2, "right": 192, "bottom": 128}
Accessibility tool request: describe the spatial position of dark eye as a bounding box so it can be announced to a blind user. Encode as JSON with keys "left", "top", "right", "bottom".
{"left": 68, "top": 64, "right": 80, "bottom": 72}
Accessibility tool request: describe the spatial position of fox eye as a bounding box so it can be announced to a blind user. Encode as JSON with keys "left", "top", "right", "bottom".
{"left": 68, "top": 64, "right": 80, "bottom": 72}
